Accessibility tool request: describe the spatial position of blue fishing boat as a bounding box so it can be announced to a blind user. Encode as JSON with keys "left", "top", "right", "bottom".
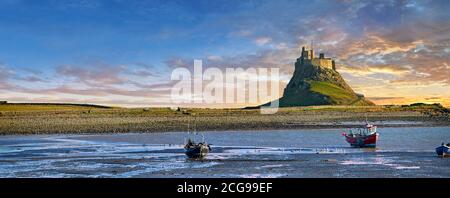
{"left": 436, "top": 143, "right": 450, "bottom": 157}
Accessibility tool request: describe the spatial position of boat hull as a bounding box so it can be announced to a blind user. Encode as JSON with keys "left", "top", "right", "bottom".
{"left": 344, "top": 133, "right": 378, "bottom": 148}
{"left": 436, "top": 146, "right": 449, "bottom": 157}
{"left": 185, "top": 145, "right": 209, "bottom": 158}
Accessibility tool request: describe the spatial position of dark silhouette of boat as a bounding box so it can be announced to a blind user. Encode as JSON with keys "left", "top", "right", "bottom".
{"left": 184, "top": 138, "right": 211, "bottom": 158}
{"left": 436, "top": 143, "right": 449, "bottom": 157}
{"left": 183, "top": 122, "right": 211, "bottom": 158}
{"left": 342, "top": 120, "right": 379, "bottom": 148}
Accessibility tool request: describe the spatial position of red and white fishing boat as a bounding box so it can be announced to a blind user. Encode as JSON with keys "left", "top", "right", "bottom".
{"left": 342, "top": 122, "right": 379, "bottom": 148}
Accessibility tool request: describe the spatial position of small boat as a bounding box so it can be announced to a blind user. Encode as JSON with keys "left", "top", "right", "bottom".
{"left": 183, "top": 122, "right": 211, "bottom": 158}
{"left": 436, "top": 143, "right": 450, "bottom": 157}
{"left": 342, "top": 122, "right": 379, "bottom": 148}
{"left": 184, "top": 138, "right": 211, "bottom": 158}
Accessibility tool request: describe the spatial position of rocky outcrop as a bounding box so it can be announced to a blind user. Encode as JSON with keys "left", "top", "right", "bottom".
{"left": 264, "top": 56, "right": 374, "bottom": 107}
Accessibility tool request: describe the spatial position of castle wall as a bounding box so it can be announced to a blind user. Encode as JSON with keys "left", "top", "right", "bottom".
{"left": 299, "top": 46, "right": 335, "bottom": 70}
{"left": 304, "top": 58, "right": 334, "bottom": 69}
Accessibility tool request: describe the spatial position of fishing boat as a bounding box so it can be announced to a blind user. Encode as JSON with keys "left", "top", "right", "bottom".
{"left": 342, "top": 121, "right": 379, "bottom": 148}
{"left": 183, "top": 122, "right": 211, "bottom": 158}
{"left": 184, "top": 138, "right": 211, "bottom": 158}
{"left": 436, "top": 143, "right": 450, "bottom": 157}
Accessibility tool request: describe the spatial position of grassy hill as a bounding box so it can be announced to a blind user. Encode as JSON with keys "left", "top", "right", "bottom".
{"left": 308, "top": 80, "right": 356, "bottom": 103}
{"left": 276, "top": 60, "right": 374, "bottom": 107}
{"left": 308, "top": 80, "right": 370, "bottom": 105}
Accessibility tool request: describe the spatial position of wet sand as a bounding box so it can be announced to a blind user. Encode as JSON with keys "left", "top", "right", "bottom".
{"left": 0, "top": 127, "right": 449, "bottom": 178}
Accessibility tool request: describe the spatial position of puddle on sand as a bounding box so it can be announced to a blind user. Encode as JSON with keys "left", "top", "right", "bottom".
{"left": 340, "top": 156, "right": 421, "bottom": 170}
{"left": 239, "top": 173, "right": 286, "bottom": 178}
{"left": 221, "top": 146, "right": 349, "bottom": 155}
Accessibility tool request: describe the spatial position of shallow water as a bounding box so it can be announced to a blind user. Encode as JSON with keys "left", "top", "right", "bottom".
{"left": 0, "top": 127, "right": 449, "bottom": 178}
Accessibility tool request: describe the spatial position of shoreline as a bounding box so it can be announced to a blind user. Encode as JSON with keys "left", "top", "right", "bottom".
{"left": 1, "top": 121, "right": 449, "bottom": 136}
{"left": 1, "top": 104, "right": 449, "bottom": 135}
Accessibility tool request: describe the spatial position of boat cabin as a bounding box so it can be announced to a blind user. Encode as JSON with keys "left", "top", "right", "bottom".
{"left": 348, "top": 124, "right": 377, "bottom": 137}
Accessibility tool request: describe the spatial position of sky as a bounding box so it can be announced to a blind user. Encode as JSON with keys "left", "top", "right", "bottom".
{"left": 0, "top": 0, "right": 449, "bottom": 107}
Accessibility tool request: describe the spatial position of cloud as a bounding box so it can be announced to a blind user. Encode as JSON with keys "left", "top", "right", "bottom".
{"left": 323, "top": 22, "right": 450, "bottom": 86}
{"left": 128, "top": 69, "right": 156, "bottom": 78}
{"left": 0, "top": 60, "right": 179, "bottom": 105}
{"left": 125, "top": 63, "right": 162, "bottom": 78}
{"left": 2, "top": 0, "right": 450, "bottom": 107}
{"left": 207, "top": 55, "right": 223, "bottom": 62}
{"left": 425, "top": 97, "right": 442, "bottom": 100}
{"left": 338, "top": 64, "right": 411, "bottom": 77}
{"left": 338, "top": 35, "right": 422, "bottom": 59}
{"left": 228, "top": 29, "right": 252, "bottom": 38}
{"left": 40, "top": 85, "right": 169, "bottom": 98}
{"left": 254, "top": 37, "right": 272, "bottom": 46}
{"left": 0, "top": 65, "right": 16, "bottom": 91}
{"left": 367, "top": 96, "right": 450, "bottom": 107}
{"left": 367, "top": 97, "right": 405, "bottom": 101}
{"left": 17, "top": 75, "right": 47, "bottom": 83}
{"left": 0, "top": 64, "right": 14, "bottom": 81}
{"left": 172, "top": 48, "right": 298, "bottom": 77}
{"left": 56, "top": 64, "right": 128, "bottom": 87}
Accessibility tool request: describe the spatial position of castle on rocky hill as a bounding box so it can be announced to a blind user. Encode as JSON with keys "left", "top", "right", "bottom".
{"left": 297, "top": 46, "right": 336, "bottom": 71}
{"left": 255, "top": 43, "right": 374, "bottom": 107}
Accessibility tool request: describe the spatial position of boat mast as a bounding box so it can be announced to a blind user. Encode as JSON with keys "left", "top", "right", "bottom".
{"left": 193, "top": 116, "right": 196, "bottom": 142}
{"left": 185, "top": 121, "right": 190, "bottom": 144}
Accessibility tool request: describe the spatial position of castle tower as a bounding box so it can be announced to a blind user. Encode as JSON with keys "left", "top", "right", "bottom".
{"left": 301, "top": 46, "right": 314, "bottom": 60}
{"left": 299, "top": 44, "right": 335, "bottom": 70}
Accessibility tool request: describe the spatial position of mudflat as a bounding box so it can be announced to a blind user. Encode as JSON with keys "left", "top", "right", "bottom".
{"left": 1, "top": 127, "right": 449, "bottom": 178}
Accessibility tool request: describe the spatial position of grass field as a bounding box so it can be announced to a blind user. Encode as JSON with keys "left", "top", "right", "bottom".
{"left": 0, "top": 103, "right": 449, "bottom": 135}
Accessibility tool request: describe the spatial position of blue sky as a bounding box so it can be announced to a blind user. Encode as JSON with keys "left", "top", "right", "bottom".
{"left": 1, "top": 0, "right": 260, "bottom": 69}
{"left": 0, "top": 0, "right": 449, "bottom": 107}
